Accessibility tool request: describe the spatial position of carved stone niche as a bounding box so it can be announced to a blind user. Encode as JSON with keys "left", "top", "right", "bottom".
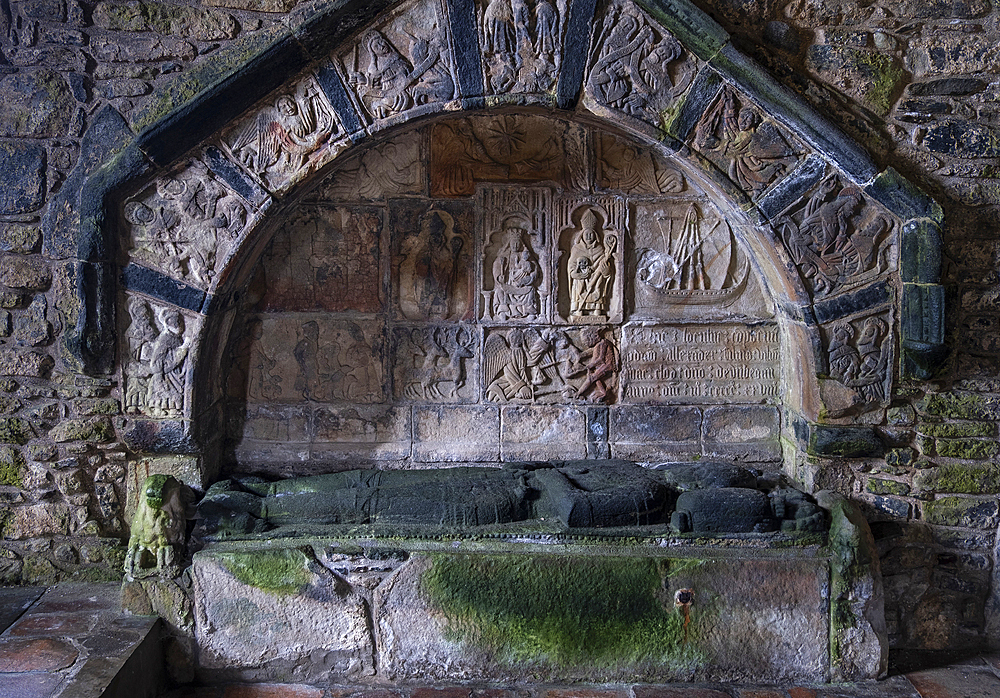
{"left": 556, "top": 199, "right": 626, "bottom": 324}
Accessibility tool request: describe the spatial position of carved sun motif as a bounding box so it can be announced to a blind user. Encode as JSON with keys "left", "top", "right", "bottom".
{"left": 480, "top": 116, "right": 530, "bottom": 164}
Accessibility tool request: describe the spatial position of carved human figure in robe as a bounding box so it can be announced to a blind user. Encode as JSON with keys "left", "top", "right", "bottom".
{"left": 490, "top": 215, "right": 540, "bottom": 320}
{"left": 406, "top": 209, "right": 465, "bottom": 320}
{"left": 349, "top": 29, "right": 453, "bottom": 119}
{"left": 534, "top": 0, "right": 558, "bottom": 56}
{"left": 146, "top": 310, "right": 188, "bottom": 416}
{"left": 789, "top": 186, "right": 864, "bottom": 294}
{"left": 568, "top": 208, "right": 617, "bottom": 317}
{"left": 125, "top": 298, "right": 158, "bottom": 412}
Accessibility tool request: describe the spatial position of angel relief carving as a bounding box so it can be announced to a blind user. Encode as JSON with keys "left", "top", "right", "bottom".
{"left": 393, "top": 326, "right": 476, "bottom": 401}
{"left": 125, "top": 161, "right": 248, "bottom": 288}
{"left": 345, "top": 27, "right": 455, "bottom": 121}
{"left": 694, "top": 87, "right": 802, "bottom": 198}
{"left": 483, "top": 326, "right": 618, "bottom": 403}
{"left": 775, "top": 176, "right": 893, "bottom": 297}
{"left": 125, "top": 297, "right": 194, "bottom": 417}
{"left": 826, "top": 314, "right": 891, "bottom": 404}
{"left": 587, "top": 1, "right": 693, "bottom": 121}
{"left": 479, "top": 0, "right": 564, "bottom": 94}
{"left": 228, "top": 79, "right": 336, "bottom": 190}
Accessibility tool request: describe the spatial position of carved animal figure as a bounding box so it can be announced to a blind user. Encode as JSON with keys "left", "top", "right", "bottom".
{"left": 125, "top": 474, "right": 194, "bottom": 581}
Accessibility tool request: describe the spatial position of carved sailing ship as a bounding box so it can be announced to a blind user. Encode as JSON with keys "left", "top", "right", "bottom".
{"left": 636, "top": 204, "right": 749, "bottom": 306}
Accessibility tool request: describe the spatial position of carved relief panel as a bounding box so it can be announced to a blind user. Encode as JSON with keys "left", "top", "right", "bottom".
{"left": 556, "top": 198, "right": 626, "bottom": 324}
{"left": 391, "top": 200, "right": 474, "bottom": 322}
{"left": 477, "top": 0, "right": 566, "bottom": 95}
{"left": 392, "top": 325, "right": 478, "bottom": 402}
{"left": 595, "top": 132, "right": 685, "bottom": 195}
{"left": 314, "top": 134, "right": 425, "bottom": 201}
{"left": 482, "top": 326, "right": 618, "bottom": 404}
{"left": 123, "top": 158, "right": 254, "bottom": 290}
{"left": 480, "top": 186, "right": 553, "bottom": 323}
{"left": 224, "top": 76, "right": 342, "bottom": 193}
{"left": 772, "top": 175, "right": 896, "bottom": 298}
{"left": 430, "top": 114, "right": 587, "bottom": 197}
{"left": 124, "top": 294, "right": 201, "bottom": 418}
{"left": 241, "top": 316, "right": 385, "bottom": 404}
{"left": 262, "top": 205, "right": 383, "bottom": 313}
{"left": 822, "top": 311, "right": 893, "bottom": 409}
{"left": 693, "top": 86, "right": 804, "bottom": 199}
{"left": 585, "top": 0, "right": 696, "bottom": 125}
{"left": 337, "top": 0, "right": 457, "bottom": 124}
{"left": 630, "top": 200, "right": 771, "bottom": 320}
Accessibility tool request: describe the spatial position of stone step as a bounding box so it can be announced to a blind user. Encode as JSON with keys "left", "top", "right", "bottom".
{"left": 0, "top": 583, "right": 163, "bottom": 698}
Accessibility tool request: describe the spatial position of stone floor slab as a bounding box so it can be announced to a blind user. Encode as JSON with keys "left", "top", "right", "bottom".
{"left": 906, "top": 663, "right": 1000, "bottom": 698}
{"left": 0, "top": 638, "right": 78, "bottom": 672}
{"left": 0, "top": 587, "right": 44, "bottom": 634}
{"left": 0, "top": 672, "right": 64, "bottom": 698}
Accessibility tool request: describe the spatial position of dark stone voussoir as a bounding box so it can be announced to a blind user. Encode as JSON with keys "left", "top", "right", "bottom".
{"left": 757, "top": 154, "right": 828, "bottom": 221}
{"left": 77, "top": 144, "right": 152, "bottom": 263}
{"left": 446, "top": 0, "right": 485, "bottom": 100}
{"left": 665, "top": 66, "right": 723, "bottom": 142}
{"left": 813, "top": 281, "right": 892, "bottom": 325}
{"left": 42, "top": 105, "right": 136, "bottom": 260}
{"left": 901, "top": 219, "right": 942, "bottom": 284}
{"left": 121, "top": 264, "right": 208, "bottom": 313}
{"left": 137, "top": 37, "right": 311, "bottom": 167}
{"left": 203, "top": 146, "right": 270, "bottom": 208}
{"left": 639, "top": 0, "right": 729, "bottom": 62}
{"left": 294, "top": 0, "right": 392, "bottom": 61}
{"left": 64, "top": 261, "right": 116, "bottom": 377}
{"left": 315, "top": 63, "right": 364, "bottom": 137}
{"left": 710, "top": 44, "right": 878, "bottom": 184}
{"left": 795, "top": 420, "right": 885, "bottom": 458}
{"left": 555, "top": 0, "right": 598, "bottom": 110}
{"left": 864, "top": 168, "right": 944, "bottom": 225}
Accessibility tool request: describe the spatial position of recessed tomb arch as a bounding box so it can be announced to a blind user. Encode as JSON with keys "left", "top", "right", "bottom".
{"left": 55, "top": 0, "right": 944, "bottom": 488}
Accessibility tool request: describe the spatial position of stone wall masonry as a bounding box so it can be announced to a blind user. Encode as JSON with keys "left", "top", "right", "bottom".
{"left": 0, "top": 0, "right": 994, "bottom": 659}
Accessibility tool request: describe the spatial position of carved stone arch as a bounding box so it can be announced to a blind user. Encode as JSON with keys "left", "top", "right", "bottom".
{"left": 50, "top": 0, "right": 945, "bottom": 484}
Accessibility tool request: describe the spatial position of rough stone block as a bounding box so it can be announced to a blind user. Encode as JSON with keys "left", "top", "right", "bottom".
{"left": 0, "top": 69, "right": 75, "bottom": 138}
{"left": 702, "top": 406, "right": 778, "bottom": 443}
{"left": 0, "top": 142, "right": 46, "bottom": 214}
{"left": 4, "top": 503, "right": 70, "bottom": 539}
{"left": 413, "top": 405, "right": 499, "bottom": 462}
{"left": 310, "top": 406, "right": 413, "bottom": 463}
{"left": 610, "top": 405, "right": 702, "bottom": 463}
{"left": 922, "top": 496, "right": 999, "bottom": 529}
{"left": 48, "top": 416, "right": 114, "bottom": 443}
{"left": 501, "top": 406, "right": 586, "bottom": 461}
{"left": 376, "top": 551, "right": 830, "bottom": 683}
{"left": 0, "top": 255, "right": 51, "bottom": 290}
{"left": 192, "top": 547, "right": 375, "bottom": 683}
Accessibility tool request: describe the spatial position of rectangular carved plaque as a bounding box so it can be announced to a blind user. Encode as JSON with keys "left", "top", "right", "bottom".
{"left": 621, "top": 324, "right": 780, "bottom": 403}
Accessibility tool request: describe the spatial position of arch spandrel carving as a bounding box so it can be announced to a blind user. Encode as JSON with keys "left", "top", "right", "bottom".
{"left": 81, "top": 0, "right": 941, "bottom": 470}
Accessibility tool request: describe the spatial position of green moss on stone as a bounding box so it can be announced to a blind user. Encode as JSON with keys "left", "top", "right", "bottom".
{"left": 923, "top": 496, "right": 999, "bottom": 528}
{"left": 217, "top": 547, "right": 313, "bottom": 595}
{"left": 0, "top": 417, "right": 31, "bottom": 445}
{"left": 422, "top": 553, "right": 707, "bottom": 670}
{"left": 0, "top": 445, "right": 23, "bottom": 487}
{"left": 856, "top": 51, "right": 904, "bottom": 116}
{"left": 918, "top": 422, "right": 995, "bottom": 438}
{"left": 866, "top": 477, "right": 910, "bottom": 496}
{"left": 934, "top": 438, "right": 999, "bottom": 460}
{"left": 915, "top": 464, "right": 1000, "bottom": 494}
{"left": 918, "top": 392, "right": 1000, "bottom": 421}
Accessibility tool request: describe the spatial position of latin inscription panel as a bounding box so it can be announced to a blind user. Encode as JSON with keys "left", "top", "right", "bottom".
{"left": 621, "top": 324, "right": 780, "bottom": 403}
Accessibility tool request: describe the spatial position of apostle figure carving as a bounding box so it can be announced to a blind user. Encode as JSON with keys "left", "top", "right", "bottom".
{"left": 489, "top": 215, "right": 541, "bottom": 321}
{"left": 694, "top": 87, "right": 800, "bottom": 198}
{"left": 567, "top": 208, "right": 617, "bottom": 319}
{"left": 348, "top": 29, "right": 454, "bottom": 120}
{"left": 827, "top": 315, "right": 890, "bottom": 404}
{"left": 140, "top": 308, "right": 189, "bottom": 417}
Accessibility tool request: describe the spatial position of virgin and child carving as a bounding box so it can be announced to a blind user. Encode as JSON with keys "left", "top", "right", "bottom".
{"left": 484, "top": 214, "right": 543, "bottom": 322}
